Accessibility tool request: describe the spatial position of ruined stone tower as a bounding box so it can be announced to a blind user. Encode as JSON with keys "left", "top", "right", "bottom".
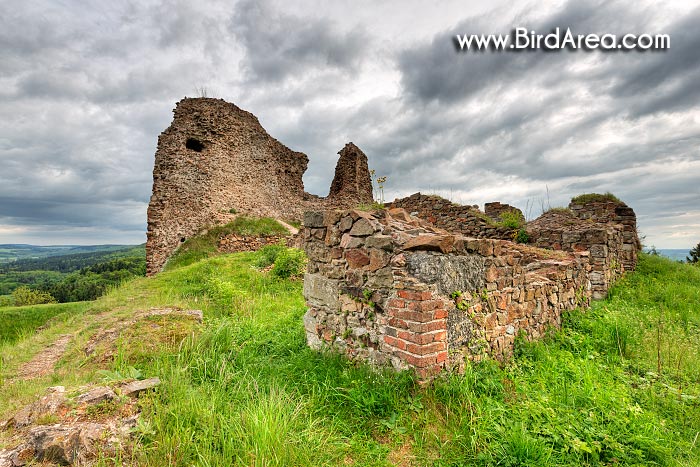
{"left": 328, "top": 143, "right": 373, "bottom": 205}
{"left": 146, "top": 97, "right": 373, "bottom": 275}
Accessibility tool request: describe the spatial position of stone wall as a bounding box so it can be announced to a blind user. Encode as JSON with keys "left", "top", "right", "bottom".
{"left": 146, "top": 98, "right": 373, "bottom": 275}
{"left": 388, "top": 194, "right": 639, "bottom": 302}
{"left": 388, "top": 193, "right": 515, "bottom": 240}
{"left": 568, "top": 199, "right": 640, "bottom": 271}
{"left": 302, "top": 208, "right": 591, "bottom": 379}
{"left": 526, "top": 210, "right": 624, "bottom": 300}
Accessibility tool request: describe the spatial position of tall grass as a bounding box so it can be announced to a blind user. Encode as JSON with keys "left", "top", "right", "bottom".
{"left": 165, "top": 217, "right": 288, "bottom": 270}
{"left": 1, "top": 252, "right": 698, "bottom": 466}
{"left": 0, "top": 301, "right": 89, "bottom": 344}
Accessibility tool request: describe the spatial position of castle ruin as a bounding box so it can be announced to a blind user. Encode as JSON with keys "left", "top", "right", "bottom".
{"left": 146, "top": 98, "right": 373, "bottom": 274}
{"left": 146, "top": 97, "right": 641, "bottom": 378}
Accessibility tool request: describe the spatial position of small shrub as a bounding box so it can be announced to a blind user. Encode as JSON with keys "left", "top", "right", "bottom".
{"left": 254, "top": 243, "right": 286, "bottom": 269}
{"left": 11, "top": 286, "right": 57, "bottom": 306}
{"left": 498, "top": 210, "right": 525, "bottom": 229}
{"left": 228, "top": 208, "right": 237, "bottom": 214}
{"left": 514, "top": 228, "right": 530, "bottom": 244}
{"left": 271, "top": 248, "right": 307, "bottom": 279}
{"left": 687, "top": 241, "right": 699, "bottom": 264}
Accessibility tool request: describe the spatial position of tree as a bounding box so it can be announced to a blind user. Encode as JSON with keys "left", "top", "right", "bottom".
{"left": 11, "top": 286, "right": 57, "bottom": 306}
{"left": 688, "top": 242, "right": 700, "bottom": 264}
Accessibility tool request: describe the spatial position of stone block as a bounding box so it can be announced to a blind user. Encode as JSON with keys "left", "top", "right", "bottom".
{"left": 339, "top": 215, "right": 353, "bottom": 232}
{"left": 345, "top": 249, "right": 371, "bottom": 268}
{"left": 340, "top": 233, "right": 364, "bottom": 249}
{"left": 369, "top": 249, "right": 390, "bottom": 271}
{"left": 303, "top": 273, "right": 340, "bottom": 310}
{"left": 404, "top": 234, "right": 455, "bottom": 253}
{"left": 349, "top": 218, "right": 376, "bottom": 236}
{"left": 365, "top": 234, "right": 394, "bottom": 251}
{"left": 304, "top": 211, "right": 325, "bottom": 228}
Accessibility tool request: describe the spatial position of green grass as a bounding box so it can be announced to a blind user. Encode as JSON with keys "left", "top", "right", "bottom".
{"left": 356, "top": 202, "right": 386, "bottom": 211}
{"left": 165, "top": 217, "right": 289, "bottom": 270}
{"left": 0, "top": 301, "right": 90, "bottom": 344}
{"left": 1, "top": 252, "right": 699, "bottom": 466}
{"left": 571, "top": 192, "right": 622, "bottom": 204}
{"left": 497, "top": 210, "right": 526, "bottom": 229}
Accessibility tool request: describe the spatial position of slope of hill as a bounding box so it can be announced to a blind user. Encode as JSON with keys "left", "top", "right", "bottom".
{"left": 0, "top": 252, "right": 698, "bottom": 466}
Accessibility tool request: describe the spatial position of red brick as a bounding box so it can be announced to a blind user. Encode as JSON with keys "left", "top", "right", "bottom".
{"left": 406, "top": 341, "right": 446, "bottom": 356}
{"left": 406, "top": 320, "right": 446, "bottom": 333}
{"left": 407, "top": 299, "right": 443, "bottom": 312}
{"left": 391, "top": 310, "right": 436, "bottom": 323}
{"left": 398, "top": 330, "right": 445, "bottom": 345}
{"left": 383, "top": 335, "right": 407, "bottom": 351}
{"left": 435, "top": 351, "right": 447, "bottom": 363}
{"left": 397, "top": 330, "right": 413, "bottom": 341}
{"left": 387, "top": 298, "right": 406, "bottom": 309}
{"left": 388, "top": 317, "right": 408, "bottom": 329}
{"left": 392, "top": 350, "right": 439, "bottom": 368}
{"left": 433, "top": 309, "right": 448, "bottom": 319}
{"left": 397, "top": 290, "right": 432, "bottom": 301}
{"left": 433, "top": 330, "right": 447, "bottom": 342}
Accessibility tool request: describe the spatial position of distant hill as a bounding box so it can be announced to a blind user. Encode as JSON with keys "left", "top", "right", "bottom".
{"left": 0, "top": 244, "right": 146, "bottom": 299}
{"left": 0, "top": 244, "right": 145, "bottom": 273}
{"left": 0, "top": 244, "right": 136, "bottom": 263}
{"left": 652, "top": 249, "right": 691, "bottom": 262}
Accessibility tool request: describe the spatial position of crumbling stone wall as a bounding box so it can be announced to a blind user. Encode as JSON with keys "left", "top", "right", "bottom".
{"left": 302, "top": 208, "right": 591, "bottom": 379}
{"left": 526, "top": 210, "right": 625, "bottom": 300}
{"left": 388, "top": 193, "right": 515, "bottom": 240}
{"left": 146, "top": 98, "right": 373, "bottom": 275}
{"left": 388, "top": 194, "right": 639, "bottom": 301}
{"left": 568, "top": 200, "right": 640, "bottom": 271}
{"left": 484, "top": 202, "right": 525, "bottom": 223}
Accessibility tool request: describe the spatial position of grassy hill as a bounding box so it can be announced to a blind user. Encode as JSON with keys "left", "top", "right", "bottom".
{"left": 0, "top": 251, "right": 698, "bottom": 466}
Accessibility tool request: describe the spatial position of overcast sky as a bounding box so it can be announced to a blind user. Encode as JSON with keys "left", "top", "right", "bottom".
{"left": 1, "top": 0, "right": 698, "bottom": 248}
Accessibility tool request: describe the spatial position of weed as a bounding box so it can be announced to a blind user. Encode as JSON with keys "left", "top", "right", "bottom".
{"left": 498, "top": 210, "right": 526, "bottom": 229}
{"left": 271, "top": 248, "right": 307, "bottom": 279}
{"left": 254, "top": 243, "right": 286, "bottom": 269}
{"left": 450, "top": 290, "right": 469, "bottom": 311}
{"left": 513, "top": 228, "right": 530, "bottom": 244}
{"left": 571, "top": 192, "right": 621, "bottom": 204}
{"left": 356, "top": 201, "right": 385, "bottom": 211}
{"left": 2, "top": 252, "right": 699, "bottom": 466}
{"left": 545, "top": 206, "right": 573, "bottom": 215}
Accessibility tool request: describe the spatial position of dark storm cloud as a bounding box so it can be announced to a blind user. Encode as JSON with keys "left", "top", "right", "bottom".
{"left": 0, "top": 0, "right": 237, "bottom": 243}
{"left": 0, "top": 0, "right": 697, "bottom": 248}
{"left": 230, "top": 0, "right": 368, "bottom": 83}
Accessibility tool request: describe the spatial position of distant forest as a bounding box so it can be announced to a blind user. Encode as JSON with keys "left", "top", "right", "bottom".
{"left": 0, "top": 245, "right": 146, "bottom": 303}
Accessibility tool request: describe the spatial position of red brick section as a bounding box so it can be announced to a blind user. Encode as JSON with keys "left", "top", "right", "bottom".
{"left": 383, "top": 289, "right": 448, "bottom": 378}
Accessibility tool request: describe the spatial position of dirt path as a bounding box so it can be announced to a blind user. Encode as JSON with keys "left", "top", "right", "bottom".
{"left": 16, "top": 334, "right": 73, "bottom": 380}
{"left": 276, "top": 219, "right": 299, "bottom": 235}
